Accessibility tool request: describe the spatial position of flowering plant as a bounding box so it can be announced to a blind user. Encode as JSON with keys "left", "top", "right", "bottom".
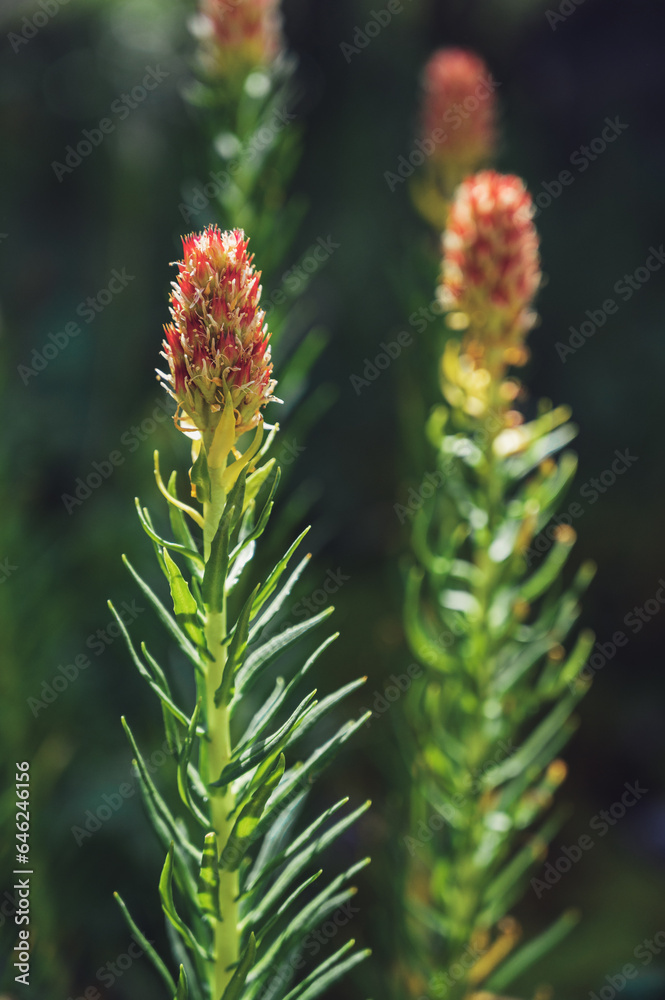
{"left": 196, "top": 0, "right": 283, "bottom": 83}
{"left": 114, "top": 227, "right": 369, "bottom": 1000}
{"left": 401, "top": 169, "right": 594, "bottom": 998}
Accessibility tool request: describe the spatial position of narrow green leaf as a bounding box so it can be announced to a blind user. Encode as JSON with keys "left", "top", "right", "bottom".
{"left": 480, "top": 810, "right": 568, "bottom": 927}
{"left": 244, "top": 798, "right": 349, "bottom": 895}
{"left": 190, "top": 447, "right": 211, "bottom": 504}
{"left": 229, "top": 466, "right": 280, "bottom": 566}
{"left": 213, "top": 692, "right": 317, "bottom": 787}
{"left": 159, "top": 844, "right": 210, "bottom": 961}
{"left": 487, "top": 910, "right": 579, "bottom": 992}
{"left": 216, "top": 584, "right": 260, "bottom": 707}
{"left": 141, "top": 643, "right": 192, "bottom": 729}
{"left": 163, "top": 551, "right": 199, "bottom": 614}
{"left": 405, "top": 568, "right": 452, "bottom": 674}
{"left": 252, "top": 887, "right": 358, "bottom": 981}
{"left": 503, "top": 414, "right": 577, "bottom": 481}
{"left": 221, "top": 932, "right": 256, "bottom": 1000}
{"left": 220, "top": 755, "right": 285, "bottom": 872}
{"left": 164, "top": 927, "right": 198, "bottom": 1000}
{"left": 287, "top": 677, "right": 367, "bottom": 748}
{"left": 245, "top": 457, "right": 277, "bottom": 506}
{"left": 237, "top": 677, "right": 286, "bottom": 753}
{"left": 226, "top": 462, "right": 249, "bottom": 533}
{"left": 197, "top": 832, "right": 220, "bottom": 921}
{"left": 222, "top": 422, "right": 264, "bottom": 494}
{"left": 225, "top": 539, "right": 255, "bottom": 595}
{"left": 557, "top": 629, "right": 595, "bottom": 689}
{"left": 238, "top": 634, "right": 339, "bottom": 752}
{"left": 251, "top": 858, "right": 369, "bottom": 977}
{"left": 121, "top": 717, "right": 200, "bottom": 870}
{"left": 114, "top": 891, "right": 176, "bottom": 995}
{"left": 255, "top": 870, "right": 323, "bottom": 948}
{"left": 155, "top": 451, "right": 204, "bottom": 527}
{"left": 127, "top": 755, "right": 178, "bottom": 856}
{"left": 109, "top": 602, "right": 191, "bottom": 728}
{"left": 502, "top": 720, "right": 579, "bottom": 821}
{"left": 519, "top": 532, "right": 577, "bottom": 603}
{"left": 187, "top": 760, "right": 209, "bottom": 802}
{"left": 248, "top": 553, "right": 311, "bottom": 642}
{"left": 247, "top": 802, "right": 370, "bottom": 925}
{"left": 202, "top": 509, "right": 232, "bottom": 614}
{"left": 483, "top": 692, "right": 581, "bottom": 788}
{"left": 528, "top": 451, "right": 578, "bottom": 526}
{"left": 176, "top": 701, "right": 209, "bottom": 828}
{"left": 207, "top": 465, "right": 251, "bottom": 605}
{"left": 123, "top": 555, "right": 202, "bottom": 670}
{"left": 236, "top": 495, "right": 256, "bottom": 543}
{"left": 243, "top": 791, "right": 308, "bottom": 895}
{"left": 173, "top": 964, "right": 188, "bottom": 1000}
{"left": 251, "top": 527, "right": 311, "bottom": 613}
{"left": 162, "top": 549, "right": 203, "bottom": 646}
{"left": 135, "top": 498, "right": 203, "bottom": 567}
{"left": 264, "top": 716, "right": 371, "bottom": 826}
{"left": 229, "top": 502, "right": 274, "bottom": 569}
{"left": 492, "top": 637, "right": 555, "bottom": 696}
{"left": 284, "top": 949, "right": 371, "bottom": 1000}
{"left": 279, "top": 941, "right": 356, "bottom": 1000}
{"left": 168, "top": 472, "right": 200, "bottom": 555}
{"left": 236, "top": 607, "right": 334, "bottom": 696}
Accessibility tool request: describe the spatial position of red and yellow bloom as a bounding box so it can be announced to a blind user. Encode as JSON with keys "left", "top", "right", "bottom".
{"left": 160, "top": 226, "right": 276, "bottom": 443}
{"left": 197, "top": 0, "right": 283, "bottom": 80}
{"left": 439, "top": 171, "right": 541, "bottom": 417}
{"left": 441, "top": 170, "right": 540, "bottom": 352}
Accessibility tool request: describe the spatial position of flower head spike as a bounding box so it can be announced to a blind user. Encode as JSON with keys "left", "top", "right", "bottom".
{"left": 159, "top": 226, "right": 277, "bottom": 447}
{"left": 412, "top": 48, "right": 497, "bottom": 229}
{"left": 439, "top": 171, "right": 540, "bottom": 415}
{"left": 441, "top": 171, "right": 540, "bottom": 351}
{"left": 196, "top": 0, "right": 283, "bottom": 81}
{"left": 422, "top": 48, "right": 496, "bottom": 169}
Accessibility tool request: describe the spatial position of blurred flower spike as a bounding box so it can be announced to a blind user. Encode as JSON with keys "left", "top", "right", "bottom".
{"left": 195, "top": 0, "right": 284, "bottom": 82}
{"left": 159, "top": 226, "right": 277, "bottom": 464}
{"left": 439, "top": 171, "right": 541, "bottom": 416}
{"left": 423, "top": 48, "right": 497, "bottom": 169}
{"left": 412, "top": 48, "right": 498, "bottom": 230}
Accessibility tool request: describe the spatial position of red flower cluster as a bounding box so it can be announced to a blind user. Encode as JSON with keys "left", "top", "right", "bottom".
{"left": 421, "top": 48, "right": 496, "bottom": 168}
{"left": 160, "top": 226, "right": 276, "bottom": 438}
{"left": 441, "top": 171, "right": 540, "bottom": 351}
{"left": 198, "top": 0, "right": 282, "bottom": 78}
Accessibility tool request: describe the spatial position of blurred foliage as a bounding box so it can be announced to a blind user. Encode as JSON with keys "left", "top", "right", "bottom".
{"left": 1, "top": 0, "right": 665, "bottom": 998}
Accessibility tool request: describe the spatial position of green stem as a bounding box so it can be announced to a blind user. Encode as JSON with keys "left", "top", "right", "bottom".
{"left": 203, "top": 493, "right": 240, "bottom": 1000}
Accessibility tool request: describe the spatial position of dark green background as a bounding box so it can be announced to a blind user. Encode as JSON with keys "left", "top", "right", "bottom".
{"left": 1, "top": 0, "right": 664, "bottom": 997}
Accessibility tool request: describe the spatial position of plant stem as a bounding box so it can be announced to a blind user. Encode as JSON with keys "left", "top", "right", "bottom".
{"left": 203, "top": 494, "right": 239, "bottom": 1000}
